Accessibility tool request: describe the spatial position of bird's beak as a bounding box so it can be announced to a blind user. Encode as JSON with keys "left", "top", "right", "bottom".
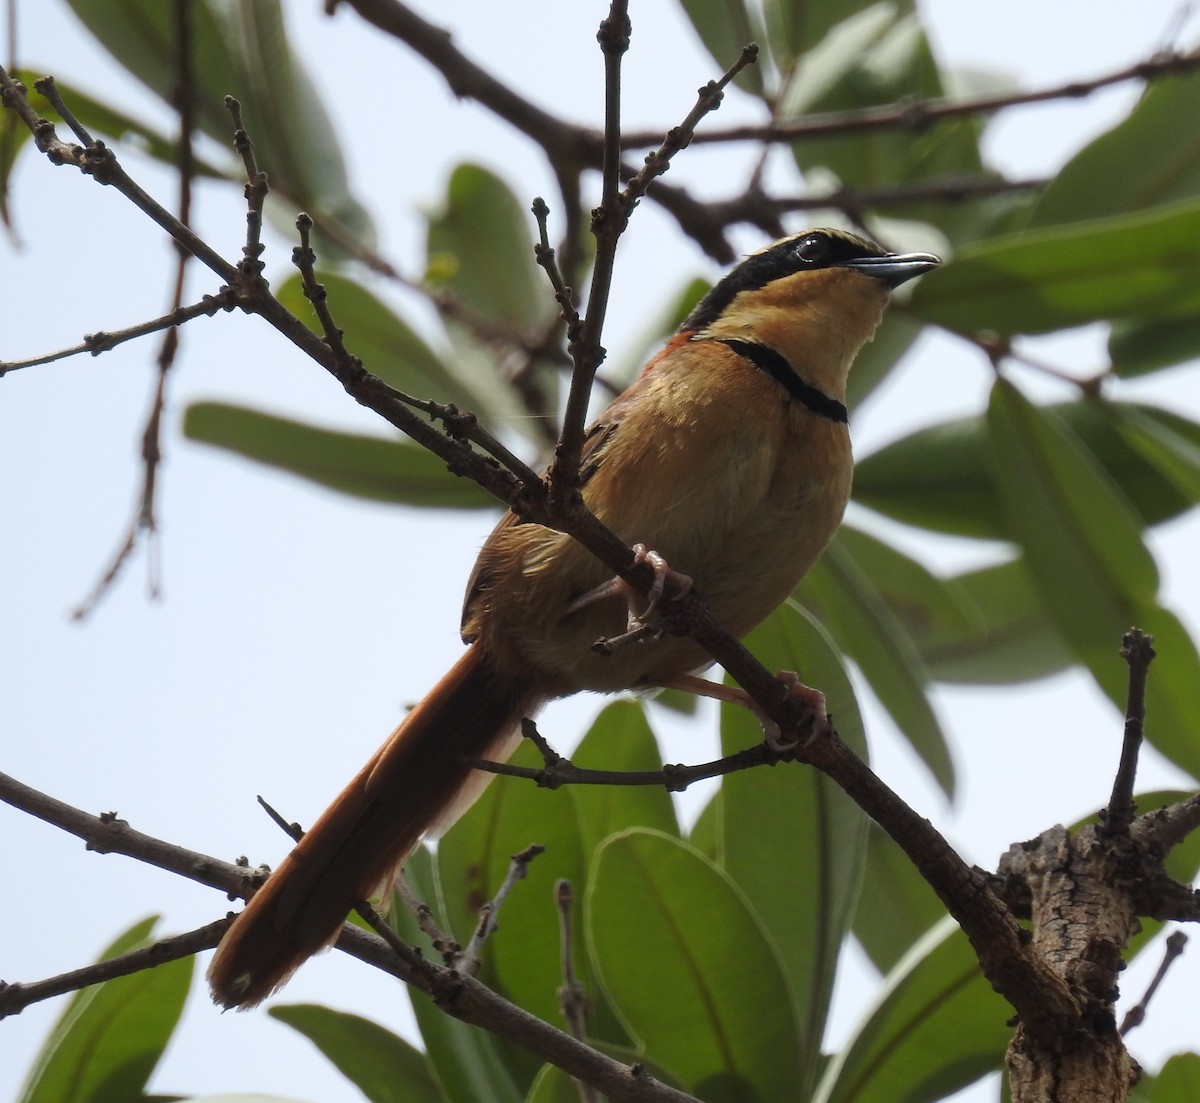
{"left": 843, "top": 251, "right": 941, "bottom": 289}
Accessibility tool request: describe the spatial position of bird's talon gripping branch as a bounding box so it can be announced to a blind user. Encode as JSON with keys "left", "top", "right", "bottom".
{"left": 566, "top": 542, "right": 694, "bottom": 632}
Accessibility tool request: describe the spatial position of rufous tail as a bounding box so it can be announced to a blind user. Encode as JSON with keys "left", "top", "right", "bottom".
{"left": 207, "top": 646, "right": 539, "bottom": 1009}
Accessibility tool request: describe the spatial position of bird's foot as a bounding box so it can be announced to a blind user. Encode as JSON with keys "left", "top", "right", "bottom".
{"left": 567, "top": 543, "right": 693, "bottom": 632}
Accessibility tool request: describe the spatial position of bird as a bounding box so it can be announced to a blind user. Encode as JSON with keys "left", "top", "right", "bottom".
{"left": 207, "top": 228, "right": 939, "bottom": 1009}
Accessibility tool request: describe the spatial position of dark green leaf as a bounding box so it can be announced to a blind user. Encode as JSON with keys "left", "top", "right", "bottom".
{"left": 183, "top": 401, "right": 493, "bottom": 508}
{"left": 1114, "top": 405, "right": 1200, "bottom": 502}
{"left": 853, "top": 823, "right": 945, "bottom": 973}
{"left": 676, "top": 0, "right": 764, "bottom": 96}
{"left": 829, "top": 526, "right": 983, "bottom": 661}
{"left": 719, "top": 602, "right": 868, "bottom": 1086}
{"left": 815, "top": 918, "right": 1009, "bottom": 1103}
{"left": 912, "top": 200, "right": 1200, "bottom": 334}
{"left": 1142, "top": 1053, "right": 1200, "bottom": 1102}
{"left": 1030, "top": 69, "right": 1200, "bottom": 227}
{"left": 571, "top": 700, "right": 680, "bottom": 854}
{"left": 17, "top": 918, "right": 192, "bottom": 1103}
{"left": 778, "top": 5, "right": 986, "bottom": 239}
{"left": 436, "top": 740, "right": 589, "bottom": 1033}
{"left": 425, "top": 165, "right": 558, "bottom": 437}
{"left": 425, "top": 165, "right": 543, "bottom": 330}
{"left": 915, "top": 558, "right": 1073, "bottom": 686}
{"left": 987, "top": 381, "right": 1200, "bottom": 778}
{"left": 275, "top": 272, "right": 521, "bottom": 422}
{"left": 987, "top": 377, "right": 1156, "bottom": 646}
{"left": 854, "top": 400, "right": 1200, "bottom": 538}
{"left": 764, "top": 0, "right": 891, "bottom": 68}
{"left": 1109, "top": 315, "right": 1200, "bottom": 377}
{"left": 270, "top": 1005, "right": 441, "bottom": 1103}
{"left": 800, "top": 538, "right": 954, "bottom": 795}
{"left": 588, "top": 830, "right": 802, "bottom": 1103}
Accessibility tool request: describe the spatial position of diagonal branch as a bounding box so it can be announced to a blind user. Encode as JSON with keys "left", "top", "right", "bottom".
{"left": 0, "top": 769, "right": 699, "bottom": 1103}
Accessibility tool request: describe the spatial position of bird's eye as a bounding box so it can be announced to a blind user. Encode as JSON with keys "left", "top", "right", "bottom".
{"left": 796, "top": 233, "right": 829, "bottom": 264}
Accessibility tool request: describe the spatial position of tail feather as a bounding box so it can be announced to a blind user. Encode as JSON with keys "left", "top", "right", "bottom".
{"left": 207, "top": 646, "right": 539, "bottom": 1009}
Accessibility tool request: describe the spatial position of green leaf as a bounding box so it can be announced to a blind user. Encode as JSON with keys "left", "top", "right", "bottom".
{"left": 1109, "top": 315, "right": 1200, "bottom": 377}
{"left": 778, "top": 5, "right": 987, "bottom": 239}
{"left": 914, "top": 558, "right": 1073, "bottom": 686}
{"left": 676, "top": 0, "right": 765, "bottom": 96}
{"left": 269, "top": 1005, "right": 441, "bottom": 1103}
{"left": 436, "top": 740, "right": 590, "bottom": 1034}
{"left": 764, "top": 0, "right": 890, "bottom": 68}
{"left": 826, "top": 526, "right": 983, "bottom": 664}
{"left": 814, "top": 918, "right": 1010, "bottom": 1103}
{"left": 800, "top": 538, "right": 954, "bottom": 795}
{"left": 20, "top": 71, "right": 225, "bottom": 179}
{"left": 1029, "top": 69, "right": 1200, "bottom": 228}
{"left": 912, "top": 200, "right": 1200, "bottom": 334}
{"left": 852, "top": 823, "right": 945, "bottom": 973}
{"left": 425, "top": 164, "right": 558, "bottom": 438}
{"left": 17, "top": 917, "right": 193, "bottom": 1103}
{"left": 987, "top": 377, "right": 1156, "bottom": 639}
{"left": 0, "top": 84, "right": 31, "bottom": 227}
{"left": 854, "top": 400, "right": 1200, "bottom": 539}
{"left": 426, "top": 165, "right": 543, "bottom": 330}
{"left": 1142, "top": 1053, "right": 1200, "bottom": 1102}
{"left": 386, "top": 848, "right": 525, "bottom": 1103}
{"left": 987, "top": 381, "right": 1200, "bottom": 779}
{"left": 183, "top": 401, "right": 493, "bottom": 508}
{"left": 588, "top": 830, "right": 802, "bottom": 1103}
{"left": 719, "top": 603, "right": 868, "bottom": 1086}
{"left": 275, "top": 272, "right": 519, "bottom": 423}
{"left": 1113, "top": 405, "right": 1200, "bottom": 502}
{"left": 571, "top": 700, "right": 680, "bottom": 855}
{"left": 64, "top": 0, "right": 374, "bottom": 252}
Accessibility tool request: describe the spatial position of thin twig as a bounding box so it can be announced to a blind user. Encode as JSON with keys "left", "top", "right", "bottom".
{"left": 466, "top": 721, "right": 809, "bottom": 793}
{"left": 546, "top": 0, "right": 631, "bottom": 503}
{"left": 1106, "top": 629, "right": 1156, "bottom": 835}
{"left": 1120, "top": 930, "right": 1188, "bottom": 1035}
{"left": 556, "top": 880, "right": 598, "bottom": 1103}
{"left": 455, "top": 844, "right": 546, "bottom": 975}
{"left": 622, "top": 43, "right": 758, "bottom": 205}
{"left": 623, "top": 50, "right": 1200, "bottom": 148}
{"left": 0, "top": 920, "right": 229, "bottom": 1018}
{"left": 394, "top": 874, "right": 461, "bottom": 962}
{"left": 0, "top": 292, "right": 238, "bottom": 375}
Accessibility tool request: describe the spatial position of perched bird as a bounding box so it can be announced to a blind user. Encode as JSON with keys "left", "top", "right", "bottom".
{"left": 207, "top": 228, "right": 939, "bottom": 1009}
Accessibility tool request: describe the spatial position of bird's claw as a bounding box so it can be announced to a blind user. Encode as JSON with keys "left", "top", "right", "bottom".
{"left": 566, "top": 543, "right": 692, "bottom": 634}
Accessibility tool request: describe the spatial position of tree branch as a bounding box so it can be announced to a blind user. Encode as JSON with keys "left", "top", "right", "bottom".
{"left": 0, "top": 769, "right": 699, "bottom": 1103}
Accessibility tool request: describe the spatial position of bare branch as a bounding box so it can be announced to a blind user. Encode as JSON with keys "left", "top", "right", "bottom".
{"left": 1106, "top": 629, "right": 1156, "bottom": 835}
{"left": 0, "top": 921, "right": 229, "bottom": 1018}
{"left": 1120, "top": 930, "right": 1188, "bottom": 1035}
{"left": 623, "top": 50, "right": 1200, "bottom": 148}
{"left": 0, "top": 769, "right": 700, "bottom": 1103}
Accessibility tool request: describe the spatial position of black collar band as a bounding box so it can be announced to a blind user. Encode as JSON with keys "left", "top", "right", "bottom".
{"left": 719, "top": 338, "right": 849, "bottom": 424}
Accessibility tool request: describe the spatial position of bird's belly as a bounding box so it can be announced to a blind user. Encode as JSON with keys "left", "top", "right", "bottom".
{"left": 518, "top": 470, "right": 849, "bottom": 694}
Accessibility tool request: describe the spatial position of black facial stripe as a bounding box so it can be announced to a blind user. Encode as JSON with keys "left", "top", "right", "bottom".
{"left": 683, "top": 229, "right": 887, "bottom": 331}
{"left": 719, "top": 339, "right": 848, "bottom": 424}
